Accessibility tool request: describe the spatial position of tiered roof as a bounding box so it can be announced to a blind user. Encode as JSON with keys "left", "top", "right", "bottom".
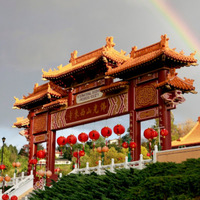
{"left": 12, "top": 117, "right": 30, "bottom": 128}
{"left": 172, "top": 117, "right": 200, "bottom": 148}
{"left": 13, "top": 82, "right": 67, "bottom": 109}
{"left": 100, "top": 81, "right": 129, "bottom": 93}
{"left": 42, "top": 36, "right": 129, "bottom": 81}
{"left": 106, "top": 34, "right": 197, "bottom": 77}
{"left": 155, "top": 68, "right": 196, "bottom": 94}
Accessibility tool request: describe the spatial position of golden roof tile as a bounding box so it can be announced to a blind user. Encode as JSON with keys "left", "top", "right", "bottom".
{"left": 13, "top": 117, "right": 30, "bottom": 128}
{"left": 13, "top": 82, "right": 67, "bottom": 109}
{"left": 106, "top": 34, "right": 197, "bottom": 76}
{"left": 172, "top": 118, "right": 200, "bottom": 147}
{"left": 42, "top": 36, "right": 129, "bottom": 79}
{"left": 100, "top": 81, "right": 129, "bottom": 93}
{"left": 42, "top": 98, "right": 68, "bottom": 110}
{"left": 155, "top": 68, "right": 196, "bottom": 92}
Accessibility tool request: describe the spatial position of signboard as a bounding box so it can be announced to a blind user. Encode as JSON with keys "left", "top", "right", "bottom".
{"left": 33, "top": 134, "right": 47, "bottom": 143}
{"left": 76, "top": 88, "right": 103, "bottom": 104}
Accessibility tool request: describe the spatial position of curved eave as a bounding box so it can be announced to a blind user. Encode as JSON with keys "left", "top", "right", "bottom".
{"left": 43, "top": 56, "right": 103, "bottom": 80}
{"left": 100, "top": 81, "right": 129, "bottom": 93}
{"left": 14, "top": 94, "right": 60, "bottom": 110}
{"left": 106, "top": 50, "right": 197, "bottom": 77}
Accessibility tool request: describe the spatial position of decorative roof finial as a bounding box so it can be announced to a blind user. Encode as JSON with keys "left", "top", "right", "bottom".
{"left": 70, "top": 50, "right": 78, "bottom": 63}
{"left": 105, "top": 36, "right": 115, "bottom": 48}
{"left": 160, "top": 34, "right": 169, "bottom": 48}
{"left": 130, "top": 46, "right": 137, "bottom": 58}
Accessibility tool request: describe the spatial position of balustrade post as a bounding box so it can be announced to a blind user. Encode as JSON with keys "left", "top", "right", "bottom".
{"left": 22, "top": 171, "right": 24, "bottom": 179}
{"left": 97, "top": 160, "right": 101, "bottom": 175}
{"left": 85, "top": 162, "right": 90, "bottom": 174}
{"left": 124, "top": 156, "right": 128, "bottom": 169}
{"left": 153, "top": 145, "right": 158, "bottom": 163}
{"left": 110, "top": 159, "right": 114, "bottom": 173}
{"left": 139, "top": 154, "right": 143, "bottom": 169}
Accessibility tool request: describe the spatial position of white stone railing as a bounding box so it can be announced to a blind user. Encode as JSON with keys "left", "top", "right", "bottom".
{"left": 69, "top": 153, "right": 155, "bottom": 175}
{"left": 0, "top": 171, "right": 34, "bottom": 198}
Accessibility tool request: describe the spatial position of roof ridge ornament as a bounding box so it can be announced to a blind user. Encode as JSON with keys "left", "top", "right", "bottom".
{"left": 167, "top": 68, "right": 177, "bottom": 79}
{"left": 105, "top": 36, "right": 115, "bottom": 48}
{"left": 184, "top": 77, "right": 194, "bottom": 85}
{"left": 160, "top": 34, "right": 169, "bottom": 48}
{"left": 130, "top": 46, "right": 137, "bottom": 58}
{"left": 70, "top": 50, "right": 78, "bottom": 64}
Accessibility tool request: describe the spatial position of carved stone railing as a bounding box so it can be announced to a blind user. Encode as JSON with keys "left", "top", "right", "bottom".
{"left": 0, "top": 171, "right": 34, "bottom": 198}
{"left": 69, "top": 153, "right": 155, "bottom": 176}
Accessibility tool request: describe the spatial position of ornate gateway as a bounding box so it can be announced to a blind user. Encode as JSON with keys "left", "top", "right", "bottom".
{"left": 13, "top": 35, "right": 197, "bottom": 181}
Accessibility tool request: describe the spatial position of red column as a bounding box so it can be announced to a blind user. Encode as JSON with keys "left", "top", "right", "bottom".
{"left": 46, "top": 112, "right": 57, "bottom": 185}
{"left": 28, "top": 111, "right": 37, "bottom": 176}
{"left": 68, "top": 88, "right": 73, "bottom": 106}
{"left": 129, "top": 79, "right": 141, "bottom": 160}
{"left": 158, "top": 69, "right": 171, "bottom": 150}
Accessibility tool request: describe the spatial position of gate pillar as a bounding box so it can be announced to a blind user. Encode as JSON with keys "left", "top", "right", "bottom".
{"left": 158, "top": 70, "right": 172, "bottom": 150}
{"left": 46, "top": 112, "right": 57, "bottom": 184}
{"left": 28, "top": 111, "right": 37, "bottom": 176}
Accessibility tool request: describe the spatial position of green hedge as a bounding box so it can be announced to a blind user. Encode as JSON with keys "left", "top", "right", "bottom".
{"left": 29, "top": 158, "right": 200, "bottom": 200}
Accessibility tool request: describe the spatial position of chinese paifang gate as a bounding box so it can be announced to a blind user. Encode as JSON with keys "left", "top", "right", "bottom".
{"left": 13, "top": 34, "right": 198, "bottom": 183}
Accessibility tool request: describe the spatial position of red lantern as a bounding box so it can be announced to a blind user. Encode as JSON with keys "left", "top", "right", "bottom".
{"left": 37, "top": 150, "right": 46, "bottom": 159}
{"left": 2, "top": 194, "right": 9, "bottom": 200}
{"left": 160, "top": 129, "right": 169, "bottom": 138}
{"left": 113, "top": 124, "right": 125, "bottom": 136}
{"left": 55, "top": 168, "right": 61, "bottom": 173}
{"left": 29, "top": 158, "right": 37, "bottom": 165}
{"left": 102, "top": 146, "right": 109, "bottom": 152}
{"left": 12, "top": 162, "right": 16, "bottom": 167}
{"left": 46, "top": 170, "right": 52, "bottom": 178}
{"left": 79, "top": 150, "right": 85, "bottom": 157}
{"left": 147, "top": 152, "right": 151, "bottom": 157}
{"left": 0, "top": 164, "right": 6, "bottom": 171}
{"left": 129, "top": 142, "right": 137, "bottom": 150}
{"left": 57, "top": 136, "right": 66, "bottom": 147}
{"left": 96, "top": 147, "right": 102, "bottom": 153}
{"left": 15, "top": 162, "right": 21, "bottom": 168}
{"left": 122, "top": 142, "right": 129, "bottom": 148}
{"left": 89, "top": 130, "right": 100, "bottom": 141}
{"left": 144, "top": 128, "right": 154, "bottom": 140}
{"left": 73, "top": 151, "right": 78, "bottom": 158}
{"left": 5, "top": 175, "right": 11, "bottom": 182}
{"left": 38, "top": 169, "right": 45, "bottom": 177}
{"left": 151, "top": 130, "right": 158, "bottom": 139}
{"left": 66, "top": 135, "right": 77, "bottom": 147}
{"left": 101, "top": 127, "right": 112, "bottom": 138}
{"left": 78, "top": 132, "right": 88, "bottom": 143}
{"left": 11, "top": 195, "right": 18, "bottom": 200}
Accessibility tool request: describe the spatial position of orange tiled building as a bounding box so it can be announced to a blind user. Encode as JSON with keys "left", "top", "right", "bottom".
{"left": 172, "top": 117, "right": 200, "bottom": 148}
{"left": 13, "top": 35, "right": 198, "bottom": 183}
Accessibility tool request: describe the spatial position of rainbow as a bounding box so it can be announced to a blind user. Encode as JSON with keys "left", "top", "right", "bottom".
{"left": 150, "top": 0, "right": 200, "bottom": 59}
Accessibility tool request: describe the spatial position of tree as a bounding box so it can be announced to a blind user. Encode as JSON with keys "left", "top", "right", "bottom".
{"left": 176, "top": 119, "right": 196, "bottom": 139}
